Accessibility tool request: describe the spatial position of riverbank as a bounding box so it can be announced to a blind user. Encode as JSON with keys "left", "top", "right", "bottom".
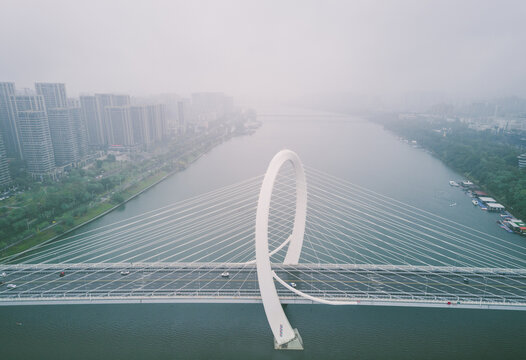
{"left": 368, "top": 113, "right": 526, "bottom": 221}
{"left": 0, "top": 170, "right": 169, "bottom": 259}
{"left": 0, "top": 121, "right": 259, "bottom": 259}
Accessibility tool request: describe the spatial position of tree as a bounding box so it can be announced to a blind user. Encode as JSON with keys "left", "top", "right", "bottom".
{"left": 111, "top": 193, "right": 125, "bottom": 204}
{"left": 62, "top": 215, "right": 75, "bottom": 227}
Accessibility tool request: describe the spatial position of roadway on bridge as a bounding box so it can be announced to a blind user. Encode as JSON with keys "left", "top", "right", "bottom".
{"left": 1, "top": 264, "right": 525, "bottom": 307}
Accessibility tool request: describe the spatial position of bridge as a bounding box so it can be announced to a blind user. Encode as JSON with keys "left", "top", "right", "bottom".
{"left": 1, "top": 150, "right": 526, "bottom": 350}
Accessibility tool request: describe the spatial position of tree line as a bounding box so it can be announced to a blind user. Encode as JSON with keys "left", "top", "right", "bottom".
{"left": 370, "top": 114, "right": 526, "bottom": 220}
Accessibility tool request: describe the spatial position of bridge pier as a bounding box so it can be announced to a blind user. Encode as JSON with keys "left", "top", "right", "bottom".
{"left": 274, "top": 328, "right": 303, "bottom": 350}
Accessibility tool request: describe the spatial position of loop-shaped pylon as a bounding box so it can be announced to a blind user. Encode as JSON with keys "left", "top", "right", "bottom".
{"left": 255, "top": 149, "right": 307, "bottom": 347}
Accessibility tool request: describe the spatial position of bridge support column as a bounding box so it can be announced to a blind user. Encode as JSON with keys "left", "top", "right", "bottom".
{"left": 255, "top": 149, "right": 307, "bottom": 350}
{"left": 274, "top": 328, "right": 303, "bottom": 350}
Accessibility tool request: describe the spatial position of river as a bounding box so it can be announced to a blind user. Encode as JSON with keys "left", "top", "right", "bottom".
{"left": 1, "top": 108, "right": 525, "bottom": 359}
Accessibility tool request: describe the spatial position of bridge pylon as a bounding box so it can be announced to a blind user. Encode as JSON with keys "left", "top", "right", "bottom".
{"left": 255, "top": 149, "right": 307, "bottom": 350}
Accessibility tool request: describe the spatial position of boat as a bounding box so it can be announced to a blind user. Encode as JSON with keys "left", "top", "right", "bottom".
{"left": 449, "top": 202, "right": 457, "bottom": 207}
{"left": 120, "top": 270, "right": 130, "bottom": 276}
{"left": 474, "top": 199, "right": 487, "bottom": 210}
{"left": 221, "top": 272, "right": 230, "bottom": 278}
{"left": 472, "top": 199, "right": 478, "bottom": 206}
{"left": 6, "top": 284, "right": 16, "bottom": 289}
{"left": 498, "top": 220, "right": 513, "bottom": 230}
{"left": 449, "top": 181, "right": 459, "bottom": 187}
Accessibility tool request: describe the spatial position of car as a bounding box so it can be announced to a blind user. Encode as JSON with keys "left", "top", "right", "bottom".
{"left": 0, "top": 272, "right": 6, "bottom": 277}
{"left": 120, "top": 270, "right": 130, "bottom": 276}
{"left": 6, "top": 284, "right": 16, "bottom": 289}
{"left": 59, "top": 271, "right": 65, "bottom": 277}
{"left": 289, "top": 282, "right": 297, "bottom": 288}
{"left": 221, "top": 272, "right": 230, "bottom": 278}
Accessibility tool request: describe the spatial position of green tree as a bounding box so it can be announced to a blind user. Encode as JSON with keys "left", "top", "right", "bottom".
{"left": 111, "top": 192, "right": 125, "bottom": 204}
{"left": 62, "top": 215, "right": 75, "bottom": 227}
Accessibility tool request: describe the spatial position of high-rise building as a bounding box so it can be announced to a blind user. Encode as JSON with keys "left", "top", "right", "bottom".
{"left": 92, "top": 94, "right": 131, "bottom": 145}
{"left": 111, "top": 94, "right": 131, "bottom": 107}
{"left": 158, "top": 104, "right": 167, "bottom": 139}
{"left": 69, "top": 107, "right": 88, "bottom": 158}
{"left": 0, "top": 82, "right": 22, "bottom": 158}
{"left": 130, "top": 106, "right": 151, "bottom": 147}
{"left": 35, "top": 83, "right": 68, "bottom": 109}
{"left": 17, "top": 111, "right": 55, "bottom": 176}
{"left": 147, "top": 105, "right": 160, "bottom": 142}
{"left": 67, "top": 98, "right": 80, "bottom": 108}
{"left": 14, "top": 93, "right": 46, "bottom": 112}
{"left": 105, "top": 106, "right": 134, "bottom": 146}
{"left": 95, "top": 94, "right": 114, "bottom": 145}
{"left": 80, "top": 95, "right": 104, "bottom": 147}
{"left": 155, "top": 93, "right": 180, "bottom": 134}
{"left": 47, "top": 108, "right": 78, "bottom": 166}
{"left": 36, "top": 83, "right": 84, "bottom": 166}
{"left": 145, "top": 104, "right": 167, "bottom": 142}
{"left": 177, "top": 100, "right": 188, "bottom": 134}
{"left": 14, "top": 94, "right": 55, "bottom": 176}
{"left": 78, "top": 94, "right": 133, "bottom": 147}
{"left": 0, "top": 129, "right": 11, "bottom": 187}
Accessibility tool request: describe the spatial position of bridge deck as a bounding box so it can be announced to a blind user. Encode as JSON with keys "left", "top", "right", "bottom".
{"left": 1, "top": 263, "right": 525, "bottom": 309}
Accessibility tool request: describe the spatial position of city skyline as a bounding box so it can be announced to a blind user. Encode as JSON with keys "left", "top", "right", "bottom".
{"left": 0, "top": 79, "right": 237, "bottom": 183}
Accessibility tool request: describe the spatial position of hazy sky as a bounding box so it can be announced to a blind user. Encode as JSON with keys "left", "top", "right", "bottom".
{"left": 1, "top": 0, "right": 525, "bottom": 104}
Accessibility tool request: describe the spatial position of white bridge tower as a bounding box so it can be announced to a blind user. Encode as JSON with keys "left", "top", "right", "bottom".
{"left": 254, "top": 149, "right": 307, "bottom": 350}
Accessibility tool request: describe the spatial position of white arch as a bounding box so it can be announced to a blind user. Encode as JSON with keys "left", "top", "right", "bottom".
{"left": 255, "top": 149, "right": 306, "bottom": 349}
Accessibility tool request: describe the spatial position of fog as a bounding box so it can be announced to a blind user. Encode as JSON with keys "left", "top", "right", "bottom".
{"left": 1, "top": 0, "right": 525, "bottom": 106}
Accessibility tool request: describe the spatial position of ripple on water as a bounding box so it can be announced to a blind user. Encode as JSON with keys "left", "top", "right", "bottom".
{"left": 1, "top": 304, "right": 525, "bottom": 359}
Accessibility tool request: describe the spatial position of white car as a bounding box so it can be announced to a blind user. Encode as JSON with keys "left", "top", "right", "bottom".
{"left": 221, "top": 272, "right": 230, "bottom": 278}
{"left": 6, "top": 284, "right": 16, "bottom": 289}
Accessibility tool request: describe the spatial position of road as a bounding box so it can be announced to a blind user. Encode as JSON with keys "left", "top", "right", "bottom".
{"left": 1, "top": 263, "right": 525, "bottom": 309}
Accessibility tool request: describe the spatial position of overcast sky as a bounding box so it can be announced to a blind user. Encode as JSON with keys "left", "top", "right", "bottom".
{"left": 1, "top": 0, "right": 525, "bottom": 104}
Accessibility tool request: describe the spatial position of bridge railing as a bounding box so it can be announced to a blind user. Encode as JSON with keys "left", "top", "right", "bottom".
{"left": 2, "top": 288, "right": 525, "bottom": 308}
{"left": 4, "top": 262, "right": 526, "bottom": 276}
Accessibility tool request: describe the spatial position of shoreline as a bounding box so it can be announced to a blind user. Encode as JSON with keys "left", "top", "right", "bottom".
{"left": 2, "top": 170, "right": 176, "bottom": 261}
{"left": 369, "top": 115, "right": 526, "bottom": 235}
{"left": 1, "top": 127, "right": 255, "bottom": 260}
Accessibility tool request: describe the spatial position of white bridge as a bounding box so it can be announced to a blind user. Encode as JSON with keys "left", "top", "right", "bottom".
{"left": 1, "top": 150, "right": 526, "bottom": 350}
